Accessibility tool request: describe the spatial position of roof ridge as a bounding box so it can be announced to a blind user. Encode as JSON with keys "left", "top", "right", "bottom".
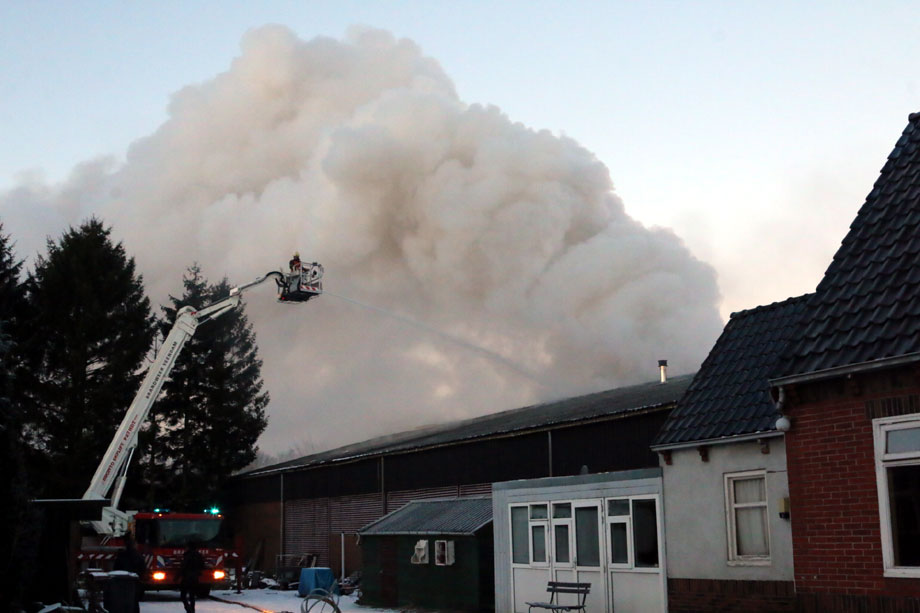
{"left": 728, "top": 292, "right": 814, "bottom": 320}
{"left": 779, "top": 111, "right": 920, "bottom": 379}
{"left": 241, "top": 372, "right": 694, "bottom": 476}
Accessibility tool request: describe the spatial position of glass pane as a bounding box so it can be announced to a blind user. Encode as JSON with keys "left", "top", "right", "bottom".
{"left": 609, "top": 522, "right": 628, "bottom": 564}
{"left": 532, "top": 525, "right": 547, "bottom": 562}
{"left": 887, "top": 428, "right": 920, "bottom": 454}
{"left": 736, "top": 507, "right": 769, "bottom": 556}
{"left": 554, "top": 524, "right": 570, "bottom": 564}
{"left": 632, "top": 499, "right": 660, "bottom": 567}
{"left": 734, "top": 477, "right": 765, "bottom": 504}
{"left": 531, "top": 504, "right": 548, "bottom": 520}
{"left": 553, "top": 503, "right": 572, "bottom": 519}
{"left": 608, "top": 499, "right": 630, "bottom": 516}
{"left": 575, "top": 507, "right": 600, "bottom": 567}
{"left": 511, "top": 507, "right": 529, "bottom": 564}
{"left": 888, "top": 465, "right": 920, "bottom": 566}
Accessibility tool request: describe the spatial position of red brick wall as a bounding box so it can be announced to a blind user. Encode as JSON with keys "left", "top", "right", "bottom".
{"left": 785, "top": 369, "right": 920, "bottom": 600}
{"left": 668, "top": 578, "right": 794, "bottom": 612}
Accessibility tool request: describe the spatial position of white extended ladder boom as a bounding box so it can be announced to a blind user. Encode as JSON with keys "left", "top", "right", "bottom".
{"left": 82, "top": 270, "right": 297, "bottom": 535}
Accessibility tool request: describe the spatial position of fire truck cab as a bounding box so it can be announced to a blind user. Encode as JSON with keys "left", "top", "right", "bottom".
{"left": 132, "top": 511, "right": 235, "bottom": 596}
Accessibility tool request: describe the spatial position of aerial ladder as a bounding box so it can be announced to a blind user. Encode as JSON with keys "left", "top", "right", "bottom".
{"left": 82, "top": 261, "right": 323, "bottom": 536}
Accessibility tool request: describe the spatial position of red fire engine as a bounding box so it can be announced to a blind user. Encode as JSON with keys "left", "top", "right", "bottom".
{"left": 78, "top": 510, "right": 238, "bottom": 596}
{"left": 76, "top": 262, "right": 322, "bottom": 594}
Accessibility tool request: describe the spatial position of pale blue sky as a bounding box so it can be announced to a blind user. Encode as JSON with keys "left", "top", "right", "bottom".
{"left": 2, "top": 1, "right": 919, "bottom": 316}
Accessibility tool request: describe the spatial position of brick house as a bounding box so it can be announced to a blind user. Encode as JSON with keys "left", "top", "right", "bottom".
{"left": 651, "top": 295, "right": 812, "bottom": 612}
{"left": 771, "top": 112, "right": 920, "bottom": 611}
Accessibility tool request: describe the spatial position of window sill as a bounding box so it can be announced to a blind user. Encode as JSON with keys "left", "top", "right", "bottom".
{"left": 511, "top": 563, "right": 550, "bottom": 569}
{"left": 883, "top": 567, "right": 920, "bottom": 578}
{"left": 727, "top": 558, "right": 771, "bottom": 567}
{"left": 609, "top": 566, "right": 661, "bottom": 574}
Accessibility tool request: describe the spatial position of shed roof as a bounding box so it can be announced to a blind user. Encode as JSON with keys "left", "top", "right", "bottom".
{"left": 359, "top": 497, "right": 492, "bottom": 536}
{"left": 778, "top": 112, "right": 920, "bottom": 380}
{"left": 654, "top": 294, "right": 812, "bottom": 448}
{"left": 243, "top": 374, "right": 693, "bottom": 477}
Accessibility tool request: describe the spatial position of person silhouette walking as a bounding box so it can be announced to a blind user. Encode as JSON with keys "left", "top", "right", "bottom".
{"left": 179, "top": 541, "right": 205, "bottom": 613}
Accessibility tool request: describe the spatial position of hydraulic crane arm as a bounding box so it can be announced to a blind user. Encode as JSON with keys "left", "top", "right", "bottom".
{"left": 82, "top": 268, "right": 315, "bottom": 534}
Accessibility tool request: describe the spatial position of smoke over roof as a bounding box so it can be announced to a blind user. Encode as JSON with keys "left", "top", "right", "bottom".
{"left": 0, "top": 26, "right": 723, "bottom": 455}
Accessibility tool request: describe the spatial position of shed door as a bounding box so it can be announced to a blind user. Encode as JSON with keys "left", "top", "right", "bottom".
{"left": 379, "top": 538, "right": 398, "bottom": 606}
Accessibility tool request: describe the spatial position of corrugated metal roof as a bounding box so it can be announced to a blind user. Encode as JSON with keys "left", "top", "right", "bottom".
{"left": 654, "top": 295, "right": 812, "bottom": 447}
{"left": 359, "top": 497, "right": 492, "bottom": 536}
{"left": 243, "top": 374, "right": 693, "bottom": 477}
{"left": 780, "top": 112, "right": 920, "bottom": 378}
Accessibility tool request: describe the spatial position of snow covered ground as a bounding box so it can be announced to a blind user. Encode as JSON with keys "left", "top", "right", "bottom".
{"left": 140, "top": 589, "right": 397, "bottom": 613}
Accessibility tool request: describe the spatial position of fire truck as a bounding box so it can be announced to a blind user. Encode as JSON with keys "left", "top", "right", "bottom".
{"left": 77, "top": 261, "right": 323, "bottom": 595}
{"left": 132, "top": 510, "right": 233, "bottom": 594}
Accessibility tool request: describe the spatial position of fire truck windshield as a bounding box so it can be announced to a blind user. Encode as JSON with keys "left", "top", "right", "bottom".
{"left": 154, "top": 518, "right": 225, "bottom": 547}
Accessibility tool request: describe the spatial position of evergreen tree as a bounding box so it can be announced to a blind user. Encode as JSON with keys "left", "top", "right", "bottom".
{"left": 141, "top": 265, "right": 268, "bottom": 509}
{"left": 0, "top": 221, "right": 26, "bottom": 325}
{"left": 20, "top": 218, "right": 155, "bottom": 498}
{"left": 0, "top": 225, "right": 36, "bottom": 611}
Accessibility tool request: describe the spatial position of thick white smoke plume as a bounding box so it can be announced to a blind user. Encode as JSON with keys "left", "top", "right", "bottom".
{"left": 1, "top": 26, "right": 723, "bottom": 456}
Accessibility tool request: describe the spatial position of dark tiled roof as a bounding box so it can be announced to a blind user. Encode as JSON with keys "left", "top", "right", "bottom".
{"left": 359, "top": 497, "right": 492, "bottom": 536}
{"left": 780, "top": 113, "right": 920, "bottom": 378}
{"left": 243, "top": 374, "right": 693, "bottom": 477}
{"left": 654, "top": 295, "right": 812, "bottom": 447}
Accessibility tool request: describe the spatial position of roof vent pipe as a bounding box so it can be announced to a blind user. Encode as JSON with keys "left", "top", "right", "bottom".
{"left": 658, "top": 360, "right": 668, "bottom": 384}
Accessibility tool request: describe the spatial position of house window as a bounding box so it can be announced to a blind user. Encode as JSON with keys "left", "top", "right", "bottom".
{"left": 511, "top": 506, "right": 529, "bottom": 564}
{"left": 874, "top": 416, "right": 920, "bottom": 575}
{"left": 510, "top": 503, "right": 550, "bottom": 566}
{"left": 725, "top": 471, "right": 770, "bottom": 563}
{"left": 553, "top": 503, "right": 573, "bottom": 565}
{"left": 531, "top": 504, "right": 548, "bottom": 564}
{"left": 605, "top": 496, "right": 660, "bottom": 570}
{"left": 434, "top": 540, "right": 455, "bottom": 566}
{"left": 574, "top": 505, "right": 601, "bottom": 567}
{"left": 632, "top": 499, "right": 659, "bottom": 568}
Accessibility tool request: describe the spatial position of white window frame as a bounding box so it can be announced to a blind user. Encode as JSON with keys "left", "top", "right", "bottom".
{"left": 434, "top": 539, "right": 455, "bottom": 566}
{"left": 606, "top": 498, "right": 633, "bottom": 569}
{"left": 551, "top": 501, "right": 575, "bottom": 568}
{"left": 724, "top": 470, "right": 771, "bottom": 566}
{"left": 572, "top": 500, "right": 603, "bottom": 570}
{"left": 529, "top": 504, "right": 550, "bottom": 567}
{"left": 510, "top": 503, "right": 551, "bottom": 568}
{"left": 605, "top": 495, "right": 661, "bottom": 573}
{"left": 874, "top": 415, "right": 920, "bottom": 577}
{"left": 509, "top": 504, "right": 530, "bottom": 567}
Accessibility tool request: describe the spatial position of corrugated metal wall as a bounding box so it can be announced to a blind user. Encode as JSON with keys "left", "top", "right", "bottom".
{"left": 461, "top": 482, "right": 492, "bottom": 497}
{"left": 329, "top": 493, "right": 385, "bottom": 532}
{"left": 284, "top": 498, "right": 331, "bottom": 562}
{"left": 386, "top": 485, "right": 458, "bottom": 510}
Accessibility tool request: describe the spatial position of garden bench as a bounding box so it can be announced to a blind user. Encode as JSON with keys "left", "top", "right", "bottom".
{"left": 526, "top": 581, "right": 591, "bottom": 612}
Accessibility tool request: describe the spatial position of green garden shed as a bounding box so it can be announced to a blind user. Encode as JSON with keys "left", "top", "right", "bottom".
{"left": 358, "top": 497, "right": 494, "bottom": 611}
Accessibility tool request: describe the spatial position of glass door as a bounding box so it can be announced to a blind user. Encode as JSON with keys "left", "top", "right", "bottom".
{"left": 550, "top": 502, "right": 575, "bottom": 583}
{"left": 572, "top": 500, "right": 606, "bottom": 611}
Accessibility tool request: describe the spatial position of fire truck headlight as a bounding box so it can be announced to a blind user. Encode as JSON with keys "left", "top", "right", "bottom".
{"left": 213, "top": 570, "right": 226, "bottom": 580}
{"left": 152, "top": 571, "right": 166, "bottom": 581}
